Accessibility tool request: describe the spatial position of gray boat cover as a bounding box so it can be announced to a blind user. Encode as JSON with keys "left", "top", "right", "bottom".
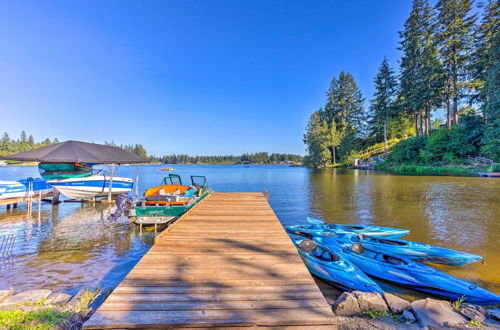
{"left": 0, "top": 140, "right": 148, "bottom": 164}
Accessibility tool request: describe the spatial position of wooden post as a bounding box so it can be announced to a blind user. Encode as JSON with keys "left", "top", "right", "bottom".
{"left": 52, "top": 190, "right": 60, "bottom": 204}
{"left": 135, "top": 165, "right": 140, "bottom": 200}
{"left": 264, "top": 189, "right": 269, "bottom": 200}
{"left": 107, "top": 164, "right": 115, "bottom": 203}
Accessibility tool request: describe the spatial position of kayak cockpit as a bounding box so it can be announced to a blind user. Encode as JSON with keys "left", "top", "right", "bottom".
{"left": 298, "top": 239, "right": 340, "bottom": 262}
{"left": 350, "top": 243, "right": 408, "bottom": 265}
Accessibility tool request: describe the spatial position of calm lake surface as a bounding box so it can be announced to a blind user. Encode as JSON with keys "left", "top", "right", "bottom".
{"left": 0, "top": 165, "right": 498, "bottom": 296}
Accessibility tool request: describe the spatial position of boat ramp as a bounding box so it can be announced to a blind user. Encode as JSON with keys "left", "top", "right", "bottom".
{"left": 84, "top": 192, "right": 335, "bottom": 328}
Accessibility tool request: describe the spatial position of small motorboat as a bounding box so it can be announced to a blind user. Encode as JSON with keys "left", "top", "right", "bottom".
{"left": 316, "top": 237, "right": 500, "bottom": 305}
{"left": 129, "top": 174, "right": 209, "bottom": 225}
{"left": 160, "top": 167, "right": 174, "bottom": 171}
{"left": 328, "top": 233, "right": 482, "bottom": 266}
{"left": 47, "top": 171, "right": 133, "bottom": 199}
{"left": 0, "top": 178, "right": 53, "bottom": 200}
{"left": 288, "top": 217, "right": 410, "bottom": 239}
{"left": 289, "top": 234, "right": 383, "bottom": 294}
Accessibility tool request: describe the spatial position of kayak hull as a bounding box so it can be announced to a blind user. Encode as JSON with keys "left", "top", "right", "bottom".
{"left": 294, "top": 219, "right": 411, "bottom": 239}
{"left": 328, "top": 233, "right": 482, "bottom": 266}
{"left": 315, "top": 237, "right": 500, "bottom": 306}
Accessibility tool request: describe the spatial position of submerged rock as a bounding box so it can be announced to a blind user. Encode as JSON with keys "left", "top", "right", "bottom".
{"left": 1, "top": 289, "right": 52, "bottom": 306}
{"left": 411, "top": 298, "right": 467, "bottom": 328}
{"left": 333, "top": 292, "right": 361, "bottom": 316}
{"left": 384, "top": 293, "right": 411, "bottom": 314}
{"left": 351, "top": 291, "right": 388, "bottom": 312}
{"left": 402, "top": 309, "right": 416, "bottom": 323}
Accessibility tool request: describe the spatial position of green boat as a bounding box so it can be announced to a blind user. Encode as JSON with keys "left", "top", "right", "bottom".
{"left": 129, "top": 174, "right": 210, "bottom": 227}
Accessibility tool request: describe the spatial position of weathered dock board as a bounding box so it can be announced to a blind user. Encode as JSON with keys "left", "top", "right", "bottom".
{"left": 84, "top": 192, "right": 335, "bottom": 328}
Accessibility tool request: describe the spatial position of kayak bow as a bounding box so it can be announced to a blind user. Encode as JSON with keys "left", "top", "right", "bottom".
{"left": 289, "top": 234, "right": 383, "bottom": 294}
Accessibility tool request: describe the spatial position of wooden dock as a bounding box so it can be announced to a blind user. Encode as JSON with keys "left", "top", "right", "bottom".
{"left": 84, "top": 192, "right": 335, "bottom": 328}
{"left": 0, "top": 191, "right": 56, "bottom": 209}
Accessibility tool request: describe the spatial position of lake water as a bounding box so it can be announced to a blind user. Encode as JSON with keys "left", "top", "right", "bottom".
{"left": 0, "top": 164, "right": 498, "bottom": 297}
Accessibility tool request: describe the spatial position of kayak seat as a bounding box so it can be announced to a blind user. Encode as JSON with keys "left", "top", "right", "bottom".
{"left": 351, "top": 243, "right": 365, "bottom": 255}
{"left": 383, "top": 255, "right": 407, "bottom": 265}
{"left": 298, "top": 239, "right": 317, "bottom": 252}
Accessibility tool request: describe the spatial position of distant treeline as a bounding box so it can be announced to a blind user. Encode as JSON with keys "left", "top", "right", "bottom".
{"left": 104, "top": 141, "right": 148, "bottom": 159}
{"left": 158, "top": 152, "right": 303, "bottom": 164}
{"left": 0, "top": 131, "right": 59, "bottom": 156}
{"left": 0, "top": 133, "right": 302, "bottom": 165}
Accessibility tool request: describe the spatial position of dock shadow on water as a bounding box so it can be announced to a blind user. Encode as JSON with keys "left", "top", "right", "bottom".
{"left": 0, "top": 202, "right": 154, "bottom": 295}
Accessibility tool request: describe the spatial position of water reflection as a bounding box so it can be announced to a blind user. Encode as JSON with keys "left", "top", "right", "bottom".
{"left": 0, "top": 202, "right": 154, "bottom": 295}
{"left": 0, "top": 165, "right": 498, "bottom": 296}
{"left": 307, "top": 169, "right": 500, "bottom": 293}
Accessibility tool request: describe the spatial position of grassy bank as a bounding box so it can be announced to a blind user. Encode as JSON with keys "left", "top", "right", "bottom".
{"left": 376, "top": 163, "right": 479, "bottom": 176}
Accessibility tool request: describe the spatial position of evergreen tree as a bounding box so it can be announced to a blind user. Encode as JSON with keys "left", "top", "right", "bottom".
{"left": 322, "top": 71, "right": 365, "bottom": 162}
{"left": 303, "top": 111, "right": 331, "bottom": 168}
{"left": 473, "top": 0, "right": 499, "bottom": 121}
{"left": 399, "top": 0, "right": 443, "bottom": 136}
{"left": 323, "top": 72, "right": 366, "bottom": 138}
{"left": 369, "top": 58, "right": 398, "bottom": 154}
{"left": 480, "top": 26, "right": 500, "bottom": 161}
{"left": 435, "top": 0, "right": 477, "bottom": 126}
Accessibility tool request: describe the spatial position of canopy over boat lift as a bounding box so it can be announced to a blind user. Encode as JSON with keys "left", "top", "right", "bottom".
{"left": 1, "top": 140, "right": 149, "bottom": 201}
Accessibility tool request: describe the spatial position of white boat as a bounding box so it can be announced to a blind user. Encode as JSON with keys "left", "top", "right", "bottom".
{"left": 0, "top": 178, "right": 53, "bottom": 200}
{"left": 47, "top": 174, "right": 133, "bottom": 199}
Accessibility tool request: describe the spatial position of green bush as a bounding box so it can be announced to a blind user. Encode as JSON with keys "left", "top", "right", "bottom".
{"left": 386, "top": 136, "right": 427, "bottom": 164}
{"left": 422, "top": 128, "right": 475, "bottom": 164}
{"left": 481, "top": 119, "right": 500, "bottom": 162}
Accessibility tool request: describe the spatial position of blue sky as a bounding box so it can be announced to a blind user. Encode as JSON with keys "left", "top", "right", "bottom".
{"left": 0, "top": 0, "right": 412, "bottom": 156}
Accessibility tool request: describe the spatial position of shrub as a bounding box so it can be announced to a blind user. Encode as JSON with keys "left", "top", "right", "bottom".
{"left": 386, "top": 136, "right": 427, "bottom": 164}
{"left": 481, "top": 119, "right": 500, "bottom": 162}
{"left": 422, "top": 128, "right": 475, "bottom": 164}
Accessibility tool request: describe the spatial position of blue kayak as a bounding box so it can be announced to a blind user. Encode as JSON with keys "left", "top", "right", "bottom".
{"left": 290, "top": 218, "right": 410, "bottom": 239}
{"left": 328, "top": 233, "right": 483, "bottom": 266}
{"left": 315, "top": 237, "right": 500, "bottom": 305}
{"left": 288, "top": 234, "right": 383, "bottom": 294}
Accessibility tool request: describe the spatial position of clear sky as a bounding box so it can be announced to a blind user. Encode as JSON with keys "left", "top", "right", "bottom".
{"left": 0, "top": 0, "right": 412, "bottom": 156}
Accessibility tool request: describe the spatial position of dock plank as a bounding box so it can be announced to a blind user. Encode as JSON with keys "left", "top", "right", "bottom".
{"left": 84, "top": 192, "right": 334, "bottom": 328}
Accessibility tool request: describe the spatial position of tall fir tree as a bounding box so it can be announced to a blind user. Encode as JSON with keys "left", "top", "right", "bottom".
{"left": 399, "top": 0, "right": 443, "bottom": 136}
{"left": 303, "top": 110, "right": 331, "bottom": 168}
{"left": 435, "top": 0, "right": 477, "bottom": 126}
{"left": 322, "top": 71, "right": 365, "bottom": 162}
{"left": 472, "top": 0, "right": 499, "bottom": 121}
{"left": 369, "top": 57, "right": 398, "bottom": 154}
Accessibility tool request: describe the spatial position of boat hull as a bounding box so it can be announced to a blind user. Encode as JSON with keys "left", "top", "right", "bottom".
{"left": 0, "top": 178, "right": 53, "bottom": 200}
{"left": 47, "top": 176, "right": 133, "bottom": 199}
{"left": 132, "top": 192, "right": 209, "bottom": 222}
